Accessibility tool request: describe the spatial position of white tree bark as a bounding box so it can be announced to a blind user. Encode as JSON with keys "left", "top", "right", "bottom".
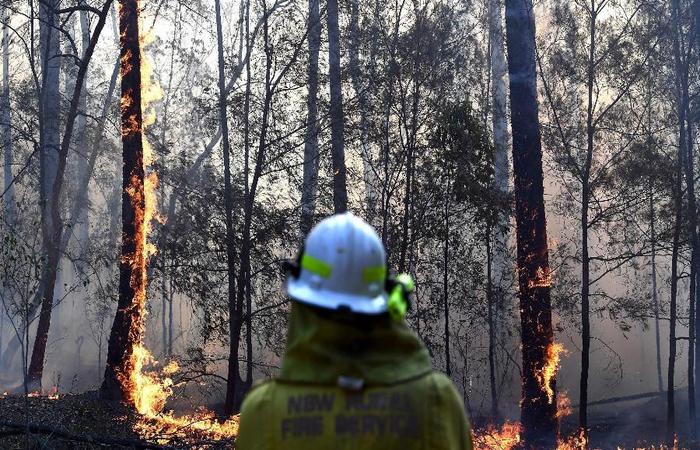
{"left": 488, "top": 0, "right": 511, "bottom": 295}
{"left": 490, "top": 0, "right": 510, "bottom": 196}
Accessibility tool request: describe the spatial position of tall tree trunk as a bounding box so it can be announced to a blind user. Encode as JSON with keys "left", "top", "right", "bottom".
{"left": 75, "top": 0, "right": 91, "bottom": 272}
{"left": 101, "top": 0, "right": 148, "bottom": 401}
{"left": 693, "top": 0, "right": 700, "bottom": 435}
{"left": 487, "top": 1, "right": 509, "bottom": 421}
{"left": 650, "top": 178, "right": 663, "bottom": 392}
{"left": 327, "top": 0, "right": 347, "bottom": 213}
{"left": 672, "top": 0, "right": 698, "bottom": 433}
{"left": 486, "top": 228, "right": 499, "bottom": 419}
{"left": 2, "top": 6, "right": 16, "bottom": 227}
{"left": 488, "top": 0, "right": 510, "bottom": 286}
{"left": 578, "top": 1, "right": 599, "bottom": 432}
{"left": 26, "top": 0, "right": 62, "bottom": 391}
{"left": 300, "top": 0, "right": 321, "bottom": 236}
{"left": 667, "top": 138, "right": 682, "bottom": 441}
{"left": 443, "top": 175, "right": 450, "bottom": 377}
{"left": 349, "top": 0, "right": 377, "bottom": 222}
{"left": 503, "top": 0, "right": 558, "bottom": 446}
{"left": 224, "top": 0, "right": 251, "bottom": 415}
{"left": 489, "top": 0, "right": 509, "bottom": 195}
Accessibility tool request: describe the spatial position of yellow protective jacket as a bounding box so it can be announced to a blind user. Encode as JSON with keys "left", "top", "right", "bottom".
{"left": 237, "top": 303, "right": 473, "bottom": 450}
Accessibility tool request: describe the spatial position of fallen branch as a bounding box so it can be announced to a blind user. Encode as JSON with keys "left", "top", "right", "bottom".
{"left": 0, "top": 421, "right": 173, "bottom": 449}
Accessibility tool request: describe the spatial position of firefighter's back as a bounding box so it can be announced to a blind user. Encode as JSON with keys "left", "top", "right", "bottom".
{"left": 236, "top": 213, "right": 472, "bottom": 449}
{"left": 237, "top": 371, "right": 472, "bottom": 450}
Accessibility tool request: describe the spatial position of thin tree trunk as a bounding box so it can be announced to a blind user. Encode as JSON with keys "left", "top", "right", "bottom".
{"left": 486, "top": 227, "right": 499, "bottom": 419}
{"left": 101, "top": 0, "right": 148, "bottom": 401}
{"left": 223, "top": 0, "right": 245, "bottom": 415}
{"left": 667, "top": 144, "right": 682, "bottom": 441}
{"left": 650, "top": 177, "right": 663, "bottom": 392}
{"left": 443, "top": 175, "right": 450, "bottom": 377}
{"left": 75, "top": 0, "right": 91, "bottom": 272}
{"left": 504, "top": 0, "right": 558, "bottom": 446}
{"left": 349, "top": 0, "right": 377, "bottom": 222}
{"left": 672, "top": 0, "right": 697, "bottom": 434}
{"left": 2, "top": 6, "right": 16, "bottom": 227}
{"left": 489, "top": 0, "right": 509, "bottom": 195}
{"left": 327, "top": 0, "right": 347, "bottom": 213}
{"left": 27, "top": 0, "right": 62, "bottom": 392}
{"left": 578, "top": 1, "right": 599, "bottom": 433}
{"left": 300, "top": 0, "right": 321, "bottom": 236}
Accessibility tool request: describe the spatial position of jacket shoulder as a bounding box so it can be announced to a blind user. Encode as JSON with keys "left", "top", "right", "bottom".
{"left": 425, "top": 372, "right": 473, "bottom": 450}
{"left": 237, "top": 380, "right": 277, "bottom": 450}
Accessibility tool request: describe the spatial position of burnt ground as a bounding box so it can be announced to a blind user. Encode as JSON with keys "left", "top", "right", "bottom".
{"left": 0, "top": 392, "right": 235, "bottom": 449}
{"left": 2, "top": 390, "right": 700, "bottom": 449}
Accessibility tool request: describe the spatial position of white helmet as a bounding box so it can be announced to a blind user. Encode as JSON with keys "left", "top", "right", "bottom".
{"left": 286, "top": 212, "right": 388, "bottom": 314}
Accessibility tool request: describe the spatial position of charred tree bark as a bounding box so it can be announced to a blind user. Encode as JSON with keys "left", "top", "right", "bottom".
{"left": 327, "top": 0, "right": 347, "bottom": 213}
{"left": 503, "top": 0, "right": 558, "bottom": 446}
{"left": 300, "top": 0, "right": 321, "bottom": 236}
{"left": 102, "top": 0, "right": 147, "bottom": 401}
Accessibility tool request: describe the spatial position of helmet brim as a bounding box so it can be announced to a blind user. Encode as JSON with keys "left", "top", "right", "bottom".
{"left": 286, "top": 277, "right": 388, "bottom": 315}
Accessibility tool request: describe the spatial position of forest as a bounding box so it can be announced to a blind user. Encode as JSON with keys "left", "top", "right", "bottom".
{"left": 1, "top": 0, "right": 699, "bottom": 448}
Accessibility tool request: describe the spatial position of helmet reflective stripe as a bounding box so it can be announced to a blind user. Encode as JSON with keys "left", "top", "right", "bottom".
{"left": 301, "top": 254, "right": 332, "bottom": 278}
{"left": 286, "top": 212, "right": 389, "bottom": 315}
{"left": 362, "top": 265, "right": 386, "bottom": 283}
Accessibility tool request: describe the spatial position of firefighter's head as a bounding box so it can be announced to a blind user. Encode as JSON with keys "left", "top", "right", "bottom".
{"left": 283, "top": 212, "right": 413, "bottom": 320}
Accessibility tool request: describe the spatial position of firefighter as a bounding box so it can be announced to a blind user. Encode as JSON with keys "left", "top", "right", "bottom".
{"left": 237, "top": 212, "right": 473, "bottom": 450}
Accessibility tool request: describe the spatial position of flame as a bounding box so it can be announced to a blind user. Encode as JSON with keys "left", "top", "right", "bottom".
{"left": 537, "top": 342, "right": 566, "bottom": 404}
{"left": 473, "top": 421, "right": 522, "bottom": 450}
{"left": 556, "top": 391, "right": 572, "bottom": 419}
{"left": 557, "top": 428, "right": 588, "bottom": 450}
{"left": 528, "top": 265, "right": 554, "bottom": 289}
{"left": 113, "top": 1, "right": 238, "bottom": 444}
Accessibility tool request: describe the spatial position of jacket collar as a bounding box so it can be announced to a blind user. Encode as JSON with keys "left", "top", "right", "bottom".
{"left": 278, "top": 303, "right": 432, "bottom": 386}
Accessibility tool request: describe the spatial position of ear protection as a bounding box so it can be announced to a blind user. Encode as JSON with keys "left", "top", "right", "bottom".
{"left": 282, "top": 247, "right": 414, "bottom": 321}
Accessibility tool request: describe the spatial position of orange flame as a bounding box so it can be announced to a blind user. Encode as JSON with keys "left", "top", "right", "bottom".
{"left": 537, "top": 342, "right": 566, "bottom": 404}
{"left": 528, "top": 265, "right": 554, "bottom": 289}
{"left": 473, "top": 421, "right": 522, "bottom": 450}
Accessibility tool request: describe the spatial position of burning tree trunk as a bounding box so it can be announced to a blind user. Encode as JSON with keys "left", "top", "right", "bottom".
{"left": 102, "top": 0, "right": 148, "bottom": 401}
{"left": 503, "top": 0, "right": 558, "bottom": 447}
